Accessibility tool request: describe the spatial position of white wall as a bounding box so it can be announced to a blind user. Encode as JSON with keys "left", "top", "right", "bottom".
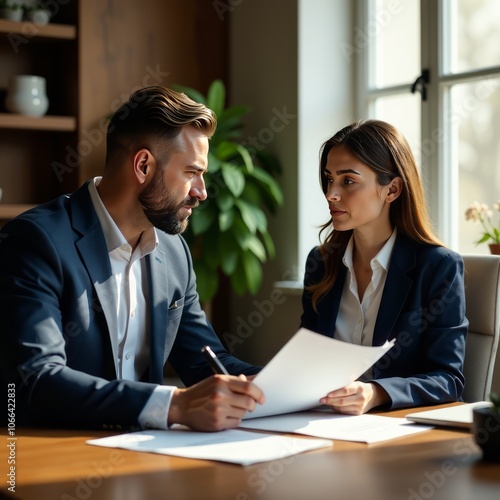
{"left": 227, "top": 0, "right": 354, "bottom": 365}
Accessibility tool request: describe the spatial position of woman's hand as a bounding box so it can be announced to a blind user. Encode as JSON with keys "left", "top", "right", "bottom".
{"left": 320, "top": 382, "right": 390, "bottom": 415}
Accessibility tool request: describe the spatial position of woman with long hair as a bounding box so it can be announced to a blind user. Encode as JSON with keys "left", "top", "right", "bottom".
{"left": 301, "top": 120, "right": 467, "bottom": 414}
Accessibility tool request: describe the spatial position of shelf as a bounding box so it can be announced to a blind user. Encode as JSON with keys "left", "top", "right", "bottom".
{"left": 0, "top": 113, "right": 76, "bottom": 131}
{"left": 0, "top": 19, "right": 76, "bottom": 40}
{"left": 0, "top": 204, "right": 34, "bottom": 220}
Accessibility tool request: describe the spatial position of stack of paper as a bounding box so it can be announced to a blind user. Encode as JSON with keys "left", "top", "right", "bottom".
{"left": 240, "top": 411, "right": 432, "bottom": 444}
{"left": 87, "top": 428, "right": 331, "bottom": 466}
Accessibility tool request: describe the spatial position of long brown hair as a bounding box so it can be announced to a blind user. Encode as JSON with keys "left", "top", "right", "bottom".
{"left": 308, "top": 120, "right": 442, "bottom": 309}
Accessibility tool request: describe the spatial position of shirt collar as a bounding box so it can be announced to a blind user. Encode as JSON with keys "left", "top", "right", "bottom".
{"left": 343, "top": 228, "right": 397, "bottom": 272}
{"left": 88, "top": 177, "right": 158, "bottom": 256}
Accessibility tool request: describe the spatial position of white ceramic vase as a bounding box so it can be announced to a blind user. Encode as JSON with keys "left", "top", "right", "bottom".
{"left": 0, "top": 8, "right": 23, "bottom": 22}
{"left": 5, "top": 75, "right": 49, "bottom": 117}
{"left": 25, "top": 9, "right": 51, "bottom": 25}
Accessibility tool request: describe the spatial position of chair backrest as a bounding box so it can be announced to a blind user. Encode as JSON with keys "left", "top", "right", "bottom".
{"left": 461, "top": 254, "right": 500, "bottom": 402}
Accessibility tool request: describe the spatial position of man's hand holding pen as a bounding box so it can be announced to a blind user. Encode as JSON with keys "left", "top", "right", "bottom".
{"left": 167, "top": 346, "right": 265, "bottom": 431}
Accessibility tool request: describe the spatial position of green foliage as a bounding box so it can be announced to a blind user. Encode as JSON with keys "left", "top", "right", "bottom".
{"left": 0, "top": 1, "right": 23, "bottom": 10}
{"left": 173, "top": 80, "right": 284, "bottom": 303}
{"left": 490, "top": 392, "right": 500, "bottom": 413}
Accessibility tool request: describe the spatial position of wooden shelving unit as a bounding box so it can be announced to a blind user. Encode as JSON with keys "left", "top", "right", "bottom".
{"left": 0, "top": 19, "right": 76, "bottom": 39}
{"left": 0, "top": 1, "right": 227, "bottom": 225}
{"left": 0, "top": 113, "right": 76, "bottom": 131}
{"left": 0, "top": 2, "right": 79, "bottom": 219}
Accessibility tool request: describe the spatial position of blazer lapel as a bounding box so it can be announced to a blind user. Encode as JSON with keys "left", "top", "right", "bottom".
{"left": 70, "top": 184, "right": 120, "bottom": 376}
{"left": 373, "top": 235, "right": 416, "bottom": 345}
{"left": 318, "top": 264, "right": 347, "bottom": 337}
{"left": 146, "top": 247, "right": 170, "bottom": 383}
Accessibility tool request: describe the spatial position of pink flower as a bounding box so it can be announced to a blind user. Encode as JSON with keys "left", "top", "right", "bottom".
{"left": 465, "top": 201, "right": 500, "bottom": 245}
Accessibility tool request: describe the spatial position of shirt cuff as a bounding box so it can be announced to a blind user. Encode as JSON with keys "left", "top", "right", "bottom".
{"left": 138, "top": 385, "right": 176, "bottom": 430}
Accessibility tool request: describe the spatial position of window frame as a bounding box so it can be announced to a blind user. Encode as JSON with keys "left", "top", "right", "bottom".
{"left": 356, "top": 0, "right": 500, "bottom": 250}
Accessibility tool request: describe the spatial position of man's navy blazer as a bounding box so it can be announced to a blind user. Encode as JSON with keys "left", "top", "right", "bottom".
{"left": 0, "top": 182, "right": 258, "bottom": 428}
{"left": 300, "top": 234, "right": 468, "bottom": 409}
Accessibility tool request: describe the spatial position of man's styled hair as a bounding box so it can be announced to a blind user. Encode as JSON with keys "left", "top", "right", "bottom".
{"left": 105, "top": 85, "right": 217, "bottom": 164}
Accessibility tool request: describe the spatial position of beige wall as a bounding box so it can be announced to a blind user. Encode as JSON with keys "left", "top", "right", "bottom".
{"left": 227, "top": 0, "right": 354, "bottom": 365}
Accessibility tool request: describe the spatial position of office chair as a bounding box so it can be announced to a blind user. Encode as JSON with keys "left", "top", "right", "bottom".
{"left": 461, "top": 254, "right": 500, "bottom": 402}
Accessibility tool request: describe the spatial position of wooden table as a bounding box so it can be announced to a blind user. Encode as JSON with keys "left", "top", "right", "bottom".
{"left": 1, "top": 405, "right": 499, "bottom": 500}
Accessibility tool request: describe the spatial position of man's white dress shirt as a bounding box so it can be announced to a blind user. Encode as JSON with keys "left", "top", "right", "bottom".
{"left": 89, "top": 178, "right": 174, "bottom": 429}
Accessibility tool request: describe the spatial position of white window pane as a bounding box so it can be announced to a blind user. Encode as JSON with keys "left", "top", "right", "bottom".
{"left": 373, "top": 93, "right": 422, "bottom": 166}
{"left": 448, "top": 0, "right": 500, "bottom": 74}
{"left": 454, "top": 78, "right": 500, "bottom": 253}
{"left": 371, "top": 0, "right": 420, "bottom": 88}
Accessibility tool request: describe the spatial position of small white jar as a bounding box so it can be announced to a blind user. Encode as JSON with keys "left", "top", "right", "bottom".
{"left": 25, "top": 9, "right": 51, "bottom": 25}
{"left": 5, "top": 75, "right": 49, "bottom": 117}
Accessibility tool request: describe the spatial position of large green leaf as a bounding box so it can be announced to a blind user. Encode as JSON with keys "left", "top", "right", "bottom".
{"left": 235, "top": 199, "right": 256, "bottom": 234}
{"left": 218, "top": 231, "right": 240, "bottom": 275}
{"left": 243, "top": 177, "right": 279, "bottom": 215}
{"left": 221, "top": 163, "right": 245, "bottom": 197}
{"left": 190, "top": 206, "right": 215, "bottom": 235}
{"left": 235, "top": 199, "right": 267, "bottom": 233}
{"left": 207, "top": 151, "right": 222, "bottom": 173}
{"left": 203, "top": 229, "right": 223, "bottom": 269}
{"left": 261, "top": 230, "right": 276, "bottom": 259}
{"left": 212, "top": 118, "right": 244, "bottom": 144}
{"left": 219, "top": 105, "right": 251, "bottom": 124}
{"left": 216, "top": 141, "right": 241, "bottom": 161}
{"left": 215, "top": 141, "right": 254, "bottom": 174}
{"left": 192, "top": 264, "right": 219, "bottom": 304}
{"left": 477, "top": 233, "right": 491, "bottom": 244}
{"left": 251, "top": 167, "right": 284, "bottom": 206}
{"left": 215, "top": 189, "right": 235, "bottom": 212}
{"left": 171, "top": 84, "right": 207, "bottom": 105}
{"left": 214, "top": 106, "right": 250, "bottom": 142}
{"left": 220, "top": 246, "right": 239, "bottom": 275}
{"left": 229, "top": 250, "right": 263, "bottom": 295}
{"left": 245, "top": 234, "right": 267, "bottom": 262}
{"left": 207, "top": 79, "right": 225, "bottom": 118}
{"left": 230, "top": 263, "right": 247, "bottom": 296}
{"left": 235, "top": 144, "right": 254, "bottom": 173}
{"left": 240, "top": 182, "right": 261, "bottom": 206}
{"left": 218, "top": 210, "right": 234, "bottom": 231}
{"left": 241, "top": 251, "right": 263, "bottom": 294}
{"left": 231, "top": 216, "right": 253, "bottom": 248}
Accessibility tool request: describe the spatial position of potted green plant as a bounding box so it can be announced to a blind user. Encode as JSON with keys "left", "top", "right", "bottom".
{"left": 172, "top": 80, "right": 284, "bottom": 303}
{"left": 472, "top": 392, "right": 500, "bottom": 461}
{"left": 0, "top": 1, "right": 24, "bottom": 21}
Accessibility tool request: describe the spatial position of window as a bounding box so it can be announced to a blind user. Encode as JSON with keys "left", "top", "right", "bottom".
{"left": 356, "top": 0, "right": 500, "bottom": 253}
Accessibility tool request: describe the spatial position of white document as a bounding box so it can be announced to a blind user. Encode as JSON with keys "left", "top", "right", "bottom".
{"left": 245, "top": 328, "right": 395, "bottom": 420}
{"left": 240, "top": 411, "right": 433, "bottom": 444}
{"left": 87, "top": 428, "right": 331, "bottom": 466}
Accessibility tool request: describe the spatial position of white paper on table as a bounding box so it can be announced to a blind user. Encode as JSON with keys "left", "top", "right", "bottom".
{"left": 240, "top": 411, "right": 433, "bottom": 444}
{"left": 86, "top": 428, "right": 331, "bottom": 466}
{"left": 245, "top": 328, "right": 395, "bottom": 420}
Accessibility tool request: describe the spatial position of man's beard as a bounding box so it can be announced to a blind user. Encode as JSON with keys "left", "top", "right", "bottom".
{"left": 139, "top": 171, "right": 198, "bottom": 235}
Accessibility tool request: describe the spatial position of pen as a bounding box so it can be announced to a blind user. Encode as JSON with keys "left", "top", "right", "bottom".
{"left": 201, "top": 345, "right": 229, "bottom": 375}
